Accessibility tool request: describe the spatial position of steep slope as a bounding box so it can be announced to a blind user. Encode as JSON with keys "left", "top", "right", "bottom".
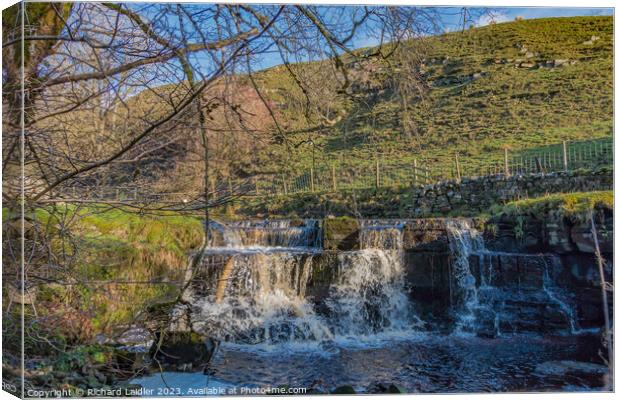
{"left": 253, "top": 16, "right": 612, "bottom": 177}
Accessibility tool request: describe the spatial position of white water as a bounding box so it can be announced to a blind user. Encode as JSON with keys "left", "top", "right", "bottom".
{"left": 193, "top": 218, "right": 580, "bottom": 344}
{"left": 542, "top": 257, "right": 580, "bottom": 334}
{"left": 326, "top": 249, "right": 418, "bottom": 337}
{"left": 194, "top": 252, "right": 332, "bottom": 344}
{"left": 445, "top": 220, "right": 580, "bottom": 337}
{"left": 192, "top": 219, "right": 419, "bottom": 345}
{"left": 208, "top": 219, "right": 321, "bottom": 249}
{"left": 446, "top": 219, "right": 487, "bottom": 334}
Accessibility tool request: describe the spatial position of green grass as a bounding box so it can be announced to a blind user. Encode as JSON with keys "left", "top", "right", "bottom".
{"left": 81, "top": 16, "right": 612, "bottom": 196}
{"left": 492, "top": 190, "right": 613, "bottom": 220}
{"left": 250, "top": 16, "right": 613, "bottom": 185}
{"left": 27, "top": 205, "right": 204, "bottom": 333}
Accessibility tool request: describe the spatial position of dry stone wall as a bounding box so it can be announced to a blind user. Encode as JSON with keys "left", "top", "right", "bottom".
{"left": 409, "top": 169, "right": 612, "bottom": 217}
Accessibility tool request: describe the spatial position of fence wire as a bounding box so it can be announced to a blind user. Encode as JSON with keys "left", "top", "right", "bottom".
{"left": 57, "top": 137, "right": 612, "bottom": 202}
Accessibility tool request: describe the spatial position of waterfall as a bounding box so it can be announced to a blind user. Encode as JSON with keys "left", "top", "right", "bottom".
{"left": 326, "top": 250, "right": 416, "bottom": 336}
{"left": 194, "top": 252, "right": 332, "bottom": 344}
{"left": 325, "top": 220, "right": 419, "bottom": 337}
{"left": 542, "top": 257, "right": 579, "bottom": 334}
{"left": 195, "top": 220, "right": 328, "bottom": 343}
{"left": 208, "top": 219, "right": 321, "bottom": 249}
{"left": 186, "top": 217, "right": 584, "bottom": 344}
{"left": 445, "top": 219, "right": 580, "bottom": 337}
{"left": 191, "top": 219, "right": 418, "bottom": 345}
{"left": 446, "top": 219, "right": 488, "bottom": 334}
{"left": 359, "top": 220, "right": 406, "bottom": 250}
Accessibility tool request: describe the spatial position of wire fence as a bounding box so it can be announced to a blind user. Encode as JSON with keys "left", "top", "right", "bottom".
{"left": 55, "top": 137, "right": 612, "bottom": 203}
{"left": 252, "top": 137, "right": 613, "bottom": 196}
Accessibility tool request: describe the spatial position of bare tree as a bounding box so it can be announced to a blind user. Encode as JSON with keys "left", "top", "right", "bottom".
{"left": 2, "top": 3, "right": 458, "bottom": 392}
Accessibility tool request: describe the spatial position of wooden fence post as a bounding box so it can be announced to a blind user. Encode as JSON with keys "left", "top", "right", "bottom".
{"left": 282, "top": 173, "right": 288, "bottom": 195}
{"left": 504, "top": 148, "right": 510, "bottom": 176}
{"left": 331, "top": 165, "right": 337, "bottom": 191}
{"left": 413, "top": 158, "right": 418, "bottom": 186}
{"left": 255, "top": 176, "right": 260, "bottom": 196}
{"left": 455, "top": 153, "right": 461, "bottom": 182}
{"left": 310, "top": 167, "right": 315, "bottom": 192}
{"left": 375, "top": 159, "right": 380, "bottom": 189}
{"left": 562, "top": 140, "right": 568, "bottom": 172}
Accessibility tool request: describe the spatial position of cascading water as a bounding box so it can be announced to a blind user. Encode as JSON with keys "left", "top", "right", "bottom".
{"left": 446, "top": 219, "right": 487, "bottom": 334}
{"left": 190, "top": 219, "right": 418, "bottom": 345}
{"left": 542, "top": 256, "right": 579, "bottom": 334}
{"left": 326, "top": 220, "right": 419, "bottom": 337}
{"left": 445, "top": 219, "right": 580, "bottom": 337}
{"left": 208, "top": 219, "right": 321, "bottom": 249}
{"left": 192, "top": 220, "right": 329, "bottom": 344}
{"left": 192, "top": 218, "right": 580, "bottom": 344}
{"left": 193, "top": 252, "right": 332, "bottom": 344}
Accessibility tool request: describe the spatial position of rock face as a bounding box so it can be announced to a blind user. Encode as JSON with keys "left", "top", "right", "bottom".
{"left": 484, "top": 206, "right": 613, "bottom": 255}
{"left": 479, "top": 206, "right": 614, "bottom": 334}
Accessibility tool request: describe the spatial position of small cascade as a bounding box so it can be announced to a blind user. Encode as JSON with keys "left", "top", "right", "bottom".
{"left": 359, "top": 220, "right": 406, "bottom": 250}
{"left": 192, "top": 219, "right": 328, "bottom": 344}
{"left": 208, "top": 219, "right": 321, "bottom": 249}
{"left": 542, "top": 257, "right": 579, "bottom": 334}
{"left": 446, "top": 219, "right": 580, "bottom": 337}
{"left": 194, "top": 252, "right": 331, "bottom": 344}
{"left": 325, "top": 220, "right": 418, "bottom": 336}
{"left": 190, "top": 219, "right": 419, "bottom": 345}
{"left": 446, "top": 219, "right": 487, "bottom": 334}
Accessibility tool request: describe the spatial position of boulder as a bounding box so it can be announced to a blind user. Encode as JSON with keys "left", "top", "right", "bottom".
{"left": 331, "top": 385, "right": 356, "bottom": 394}
{"left": 149, "top": 331, "right": 218, "bottom": 370}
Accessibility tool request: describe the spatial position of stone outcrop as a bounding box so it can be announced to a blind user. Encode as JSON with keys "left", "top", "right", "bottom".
{"left": 484, "top": 205, "right": 613, "bottom": 255}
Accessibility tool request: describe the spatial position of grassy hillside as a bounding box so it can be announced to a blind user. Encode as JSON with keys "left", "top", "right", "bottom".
{"left": 50, "top": 16, "right": 612, "bottom": 193}
{"left": 251, "top": 16, "right": 613, "bottom": 178}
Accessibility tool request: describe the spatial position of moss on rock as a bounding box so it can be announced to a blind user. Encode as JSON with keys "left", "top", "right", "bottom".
{"left": 323, "top": 217, "right": 360, "bottom": 250}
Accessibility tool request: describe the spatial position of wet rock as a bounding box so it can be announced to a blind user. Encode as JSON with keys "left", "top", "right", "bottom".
{"left": 149, "top": 331, "right": 218, "bottom": 370}
{"left": 517, "top": 256, "right": 545, "bottom": 289}
{"left": 307, "top": 252, "right": 340, "bottom": 304}
{"left": 331, "top": 385, "right": 356, "bottom": 394}
{"left": 402, "top": 219, "right": 450, "bottom": 252}
{"left": 323, "top": 217, "right": 360, "bottom": 250}
{"left": 545, "top": 215, "right": 574, "bottom": 253}
{"left": 368, "top": 382, "right": 407, "bottom": 393}
{"left": 570, "top": 220, "right": 613, "bottom": 253}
